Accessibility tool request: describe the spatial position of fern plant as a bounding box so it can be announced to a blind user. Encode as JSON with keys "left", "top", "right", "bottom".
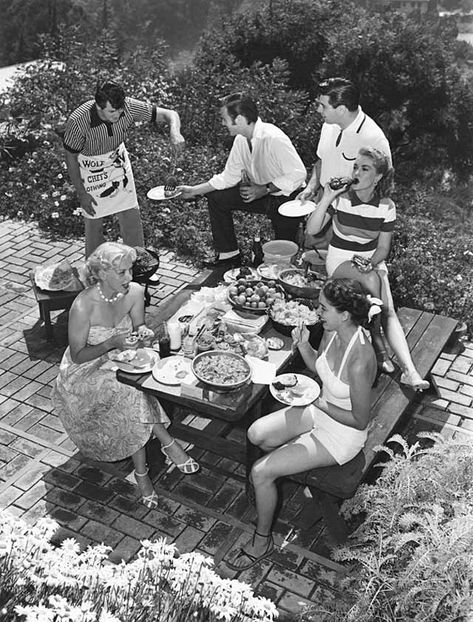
{"left": 299, "top": 433, "right": 473, "bottom": 621}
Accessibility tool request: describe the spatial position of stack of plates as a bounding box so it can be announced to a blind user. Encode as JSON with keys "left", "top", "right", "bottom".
{"left": 222, "top": 309, "right": 268, "bottom": 334}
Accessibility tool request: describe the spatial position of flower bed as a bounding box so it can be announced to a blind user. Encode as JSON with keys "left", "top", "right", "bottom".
{"left": 0, "top": 513, "right": 277, "bottom": 622}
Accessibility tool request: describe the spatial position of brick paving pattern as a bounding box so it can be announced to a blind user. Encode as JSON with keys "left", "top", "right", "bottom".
{"left": 0, "top": 218, "right": 472, "bottom": 620}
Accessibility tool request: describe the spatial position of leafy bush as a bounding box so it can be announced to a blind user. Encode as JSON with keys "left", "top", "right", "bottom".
{"left": 390, "top": 183, "right": 473, "bottom": 332}
{"left": 299, "top": 434, "right": 473, "bottom": 621}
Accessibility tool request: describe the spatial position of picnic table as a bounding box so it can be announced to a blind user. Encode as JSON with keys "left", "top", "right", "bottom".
{"left": 116, "top": 268, "right": 304, "bottom": 478}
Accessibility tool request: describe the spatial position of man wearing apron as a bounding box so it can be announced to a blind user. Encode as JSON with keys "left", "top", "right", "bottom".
{"left": 64, "top": 80, "right": 185, "bottom": 257}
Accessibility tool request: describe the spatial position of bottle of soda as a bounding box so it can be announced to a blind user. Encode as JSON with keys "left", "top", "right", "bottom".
{"left": 157, "top": 322, "right": 171, "bottom": 358}
{"left": 329, "top": 176, "right": 358, "bottom": 190}
{"left": 239, "top": 169, "right": 251, "bottom": 198}
{"left": 251, "top": 234, "right": 264, "bottom": 267}
{"left": 295, "top": 220, "right": 306, "bottom": 266}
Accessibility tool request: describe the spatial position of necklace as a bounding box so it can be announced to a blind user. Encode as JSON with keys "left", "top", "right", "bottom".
{"left": 97, "top": 283, "right": 122, "bottom": 303}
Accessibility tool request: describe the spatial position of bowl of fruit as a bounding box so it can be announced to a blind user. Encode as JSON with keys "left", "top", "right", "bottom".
{"left": 226, "top": 278, "right": 285, "bottom": 315}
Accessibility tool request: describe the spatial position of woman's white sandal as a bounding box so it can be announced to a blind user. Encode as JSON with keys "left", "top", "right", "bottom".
{"left": 161, "top": 438, "right": 200, "bottom": 474}
{"left": 400, "top": 372, "right": 430, "bottom": 392}
{"left": 134, "top": 469, "right": 159, "bottom": 509}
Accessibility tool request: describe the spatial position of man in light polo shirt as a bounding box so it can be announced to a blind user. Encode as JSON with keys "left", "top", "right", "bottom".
{"left": 64, "top": 80, "right": 185, "bottom": 256}
{"left": 298, "top": 77, "right": 391, "bottom": 250}
{"left": 300, "top": 77, "right": 391, "bottom": 196}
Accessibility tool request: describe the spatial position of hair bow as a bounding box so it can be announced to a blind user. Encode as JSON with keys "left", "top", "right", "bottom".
{"left": 366, "top": 295, "right": 383, "bottom": 322}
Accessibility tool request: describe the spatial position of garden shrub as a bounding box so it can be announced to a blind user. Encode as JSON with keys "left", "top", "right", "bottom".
{"left": 299, "top": 434, "right": 473, "bottom": 621}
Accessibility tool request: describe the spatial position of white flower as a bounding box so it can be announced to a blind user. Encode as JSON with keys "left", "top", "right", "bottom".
{"left": 73, "top": 208, "right": 83, "bottom": 216}
{"left": 60, "top": 194, "right": 67, "bottom": 201}
{"left": 41, "top": 193, "right": 48, "bottom": 200}
{"left": 51, "top": 212, "right": 59, "bottom": 219}
{"left": 57, "top": 173, "right": 63, "bottom": 179}
{"left": 52, "top": 191, "right": 60, "bottom": 197}
{"left": 54, "top": 201, "right": 59, "bottom": 207}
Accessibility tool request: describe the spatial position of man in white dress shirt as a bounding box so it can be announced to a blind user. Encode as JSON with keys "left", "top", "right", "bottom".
{"left": 178, "top": 92, "right": 306, "bottom": 268}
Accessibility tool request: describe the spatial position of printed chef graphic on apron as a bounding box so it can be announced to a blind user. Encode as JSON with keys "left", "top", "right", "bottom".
{"left": 78, "top": 143, "right": 138, "bottom": 219}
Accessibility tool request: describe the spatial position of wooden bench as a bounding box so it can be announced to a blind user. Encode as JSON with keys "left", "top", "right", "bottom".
{"left": 287, "top": 308, "right": 458, "bottom": 543}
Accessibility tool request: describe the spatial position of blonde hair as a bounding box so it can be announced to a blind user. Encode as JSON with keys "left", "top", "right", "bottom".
{"left": 81, "top": 242, "right": 137, "bottom": 287}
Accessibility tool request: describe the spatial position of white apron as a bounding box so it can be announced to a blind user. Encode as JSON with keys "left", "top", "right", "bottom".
{"left": 79, "top": 143, "right": 138, "bottom": 219}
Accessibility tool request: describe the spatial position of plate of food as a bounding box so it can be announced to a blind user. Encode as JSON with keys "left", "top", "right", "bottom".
{"left": 34, "top": 261, "right": 77, "bottom": 291}
{"left": 270, "top": 373, "right": 320, "bottom": 406}
{"left": 223, "top": 266, "right": 257, "bottom": 283}
{"left": 147, "top": 185, "right": 182, "bottom": 201}
{"left": 192, "top": 350, "right": 251, "bottom": 391}
{"left": 227, "top": 278, "right": 285, "bottom": 315}
{"left": 152, "top": 355, "right": 193, "bottom": 385}
{"left": 110, "top": 347, "right": 158, "bottom": 374}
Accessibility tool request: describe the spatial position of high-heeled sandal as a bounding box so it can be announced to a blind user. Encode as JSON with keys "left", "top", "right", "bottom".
{"left": 134, "top": 469, "right": 159, "bottom": 509}
{"left": 161, "top": 438, "right": 200, "bottom": 474}
{"left": 376, "top": 350, "right": 395, "bottom": 375}
{"left": 227, "top": 530, "right": 274, "bottom": 571}
{"left": 400, "top": 372, "right": 430, "bottom": 392}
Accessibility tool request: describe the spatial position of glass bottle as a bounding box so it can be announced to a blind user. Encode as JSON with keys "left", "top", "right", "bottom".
{"left": 251, "top": 234, "right": 264, "bottom": 267}
{"left": 157, "top": 322, "right": 171, "bottom": 358}
{"left": 329, "top": 176, "right": 358, "bottom": 190}
{"left": 239, "top": 169, "right": 251, "bottom": 198}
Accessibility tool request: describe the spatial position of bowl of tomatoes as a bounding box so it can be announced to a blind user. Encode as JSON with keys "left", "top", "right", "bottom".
{"left": 226, "top": 278, "right": 285, "bottom": 315}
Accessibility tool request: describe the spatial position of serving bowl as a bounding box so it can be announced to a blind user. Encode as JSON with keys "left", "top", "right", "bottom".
{"left": 262, "top": 240, "right": 298, "bottom": 265}
{"left": 191, "top": 350, "right": 252, "bottom": 391}
{"left": 278, "top": 268, "right": 325, "bottom": 300}
{"left": 269, "top": 298, "right": 320, "bottom": 336}
{"left": 226, "top": 278, "right": 285, "bottom": 315}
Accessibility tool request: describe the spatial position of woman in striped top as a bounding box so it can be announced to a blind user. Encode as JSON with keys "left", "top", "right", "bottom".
{"left": 306, "top": 147, "right": 429, "bottom": 391}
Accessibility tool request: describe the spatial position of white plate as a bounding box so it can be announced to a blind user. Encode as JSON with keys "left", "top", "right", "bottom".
{"left": 113, "top": 348, "right": 159, "bottom": 374}
{"left": 147, "top": 185, "right": 182, "bottom": 201}
{"left": 270, "top": 373, "right": 320, "bottom": 406}
{"left": 256, "top": 263, "right": 282, "bottom": 280}
{"left": 278, "top": 199, "right": 316, "bottom": 217}
{"left": 223, "top": 267, "right": 257, "bottom": 283}
{"left": 152, "top": 355, "right": 194, "bottom": 385}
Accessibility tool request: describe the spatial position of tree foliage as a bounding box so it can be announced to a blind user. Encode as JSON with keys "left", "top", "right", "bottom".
{"left": 194, "top": 0, "right": 473, "bottom": 178}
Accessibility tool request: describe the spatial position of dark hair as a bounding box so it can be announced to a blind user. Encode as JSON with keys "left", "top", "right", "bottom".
{"left": 358, "top": 146, "right": 394, "bottom": 198}
{"left": 221, "top": 92, "right": 258, "bottom": 124}
{"left": 318, "top": 77, "right": 359, "bottom": 112}
{"left": 95, "top": 80, "right": 126, "bottom": 110}
{"left": 322, "top": 278, "right": 371, "bottom": 326}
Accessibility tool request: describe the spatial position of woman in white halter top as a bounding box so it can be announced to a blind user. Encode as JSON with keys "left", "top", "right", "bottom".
{"left": 52, "top": 242, "right": 199, "bottom": 511}
{"left": 228, "top": 278, "right": 377, "bottom": 571}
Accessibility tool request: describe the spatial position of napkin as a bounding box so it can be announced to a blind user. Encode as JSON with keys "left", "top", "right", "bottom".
{"left": 245, "top": 355, "right": 277, "bottom": 385}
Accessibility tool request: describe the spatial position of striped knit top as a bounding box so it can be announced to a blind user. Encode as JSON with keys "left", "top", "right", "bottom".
{"left": 63, "top": 97, "right": 156, "bottom": 156}
{"left": 330, "top": 190, "right": 396, "bottom": 253}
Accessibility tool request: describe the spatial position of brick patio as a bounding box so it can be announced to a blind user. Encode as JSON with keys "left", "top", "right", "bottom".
{"left": 0, "top": 218, "right": 472, "bottom": 620}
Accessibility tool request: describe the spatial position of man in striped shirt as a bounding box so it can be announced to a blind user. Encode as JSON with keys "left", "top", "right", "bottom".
{"left": 64, "top": 80, "right": 184, "bottom": 256}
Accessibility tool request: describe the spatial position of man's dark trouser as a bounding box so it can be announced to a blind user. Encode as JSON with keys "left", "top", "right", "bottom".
{"left": 206, "top": 186, "right": 302, "bottom": 253}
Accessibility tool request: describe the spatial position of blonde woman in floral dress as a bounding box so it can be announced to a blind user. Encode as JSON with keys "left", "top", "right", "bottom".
{"left": 52, "top": 242, "right": 199, "bottom": 509}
